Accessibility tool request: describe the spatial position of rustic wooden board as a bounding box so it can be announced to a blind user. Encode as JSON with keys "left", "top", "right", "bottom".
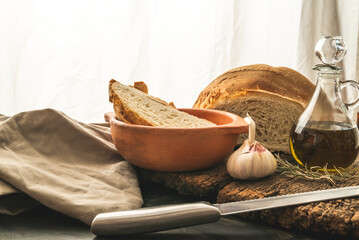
{"left": 137, "top": 156, "right": 359, "bottom": 238}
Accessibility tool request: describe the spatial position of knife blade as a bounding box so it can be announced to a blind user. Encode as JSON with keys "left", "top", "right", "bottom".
{"left": 91, "top": 185, "right": 359, "bottom": 236}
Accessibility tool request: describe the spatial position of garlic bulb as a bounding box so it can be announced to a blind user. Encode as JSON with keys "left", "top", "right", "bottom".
{"left": 227, "top": 114, "right": 277, "bottom": 180}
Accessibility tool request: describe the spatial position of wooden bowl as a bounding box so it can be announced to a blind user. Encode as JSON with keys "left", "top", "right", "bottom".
{"left": 105, "top": 108, "right": 248, "bottom": 172}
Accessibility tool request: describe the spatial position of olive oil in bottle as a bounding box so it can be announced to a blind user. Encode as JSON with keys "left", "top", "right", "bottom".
{"left": 289, "top": 121, "right": 359, "bottom": 169}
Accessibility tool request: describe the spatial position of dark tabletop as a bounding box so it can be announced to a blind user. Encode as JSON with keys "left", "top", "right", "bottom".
{"left": 0, "top": 181, "right": 348, "bottom": 240}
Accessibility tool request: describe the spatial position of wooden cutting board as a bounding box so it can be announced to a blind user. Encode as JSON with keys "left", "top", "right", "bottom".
{"left": 137, "top": 155, "right": 359, "bottom": 238}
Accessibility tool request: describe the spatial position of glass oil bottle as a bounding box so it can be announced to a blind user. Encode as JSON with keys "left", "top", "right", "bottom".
{"left": 289, "top": 36, "right": 359, "bottom": 170}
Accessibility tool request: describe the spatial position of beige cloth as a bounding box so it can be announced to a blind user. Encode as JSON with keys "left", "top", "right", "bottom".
{"left": 0, "top": 108, "right": 143, "bottom": 225}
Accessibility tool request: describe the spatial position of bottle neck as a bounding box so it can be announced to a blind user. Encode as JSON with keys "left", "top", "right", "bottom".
{"left": 316, "top": 72, "right": 340, "bottom": 86}
{"left": 314, "top": 64, "right": 342, "bottom": 90}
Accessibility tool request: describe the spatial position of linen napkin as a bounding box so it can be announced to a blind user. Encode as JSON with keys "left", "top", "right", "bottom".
{"left": 0, "top": 108, "right": 143, "bottom": 225}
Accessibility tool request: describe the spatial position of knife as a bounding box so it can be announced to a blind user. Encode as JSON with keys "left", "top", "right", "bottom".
{"left": 91, "top": 185, "right": 359, "bottom": 236}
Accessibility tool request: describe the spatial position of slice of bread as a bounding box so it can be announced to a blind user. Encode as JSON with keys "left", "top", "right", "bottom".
{"left": 193, "top": 64, "right": 315, "bottom": 153}
{"left": 109, "top": 80, "right": 215, "bottom": 128}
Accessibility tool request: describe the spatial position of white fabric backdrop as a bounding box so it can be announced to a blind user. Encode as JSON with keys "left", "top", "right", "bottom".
{"left": 0, "top": 0, "right": 358, "bottom": 123}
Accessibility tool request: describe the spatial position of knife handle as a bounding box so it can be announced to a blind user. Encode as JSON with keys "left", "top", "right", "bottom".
{"left": 91, "top": 202, "right": 221, "bottom": 236}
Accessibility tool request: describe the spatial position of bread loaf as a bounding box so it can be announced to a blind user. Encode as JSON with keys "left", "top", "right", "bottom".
{"left": 109, "top": 80, "right": 215, "bottom": 128}
{"left": 193, "top": 64, "right": 315, "bottom": 153}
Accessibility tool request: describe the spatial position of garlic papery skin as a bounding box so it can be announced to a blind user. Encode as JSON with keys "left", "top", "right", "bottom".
{"left": 226, "top": 114, "right": 277, "bottom": 180}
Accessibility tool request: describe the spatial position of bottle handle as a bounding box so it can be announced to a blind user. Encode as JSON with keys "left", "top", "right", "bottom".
{"left": 340, "top": 80, "right": 359, "bottom": 109}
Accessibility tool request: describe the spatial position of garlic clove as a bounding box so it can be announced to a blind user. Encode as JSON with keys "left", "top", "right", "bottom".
{"left": 227, "top": 140, "right": 251, "bottom": 178}
{"left": 250, "top": 149, "right": 277, "bottom": 179}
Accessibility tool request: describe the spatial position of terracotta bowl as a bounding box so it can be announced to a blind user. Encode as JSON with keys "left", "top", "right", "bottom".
{"left": 105, "top": 108, "right": 248, "bottom": 172}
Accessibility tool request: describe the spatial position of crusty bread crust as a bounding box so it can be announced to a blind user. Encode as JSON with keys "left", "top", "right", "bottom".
{"left": 132, "top": 81, "right": 148, "bottom": 94}
{"left": 193, "top": 64, "right": 315, "bottom": 109}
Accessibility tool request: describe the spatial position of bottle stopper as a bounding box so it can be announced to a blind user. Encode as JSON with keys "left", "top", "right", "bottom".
{"left": 315, "top": 36, "right": 347, "bottom": 65}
